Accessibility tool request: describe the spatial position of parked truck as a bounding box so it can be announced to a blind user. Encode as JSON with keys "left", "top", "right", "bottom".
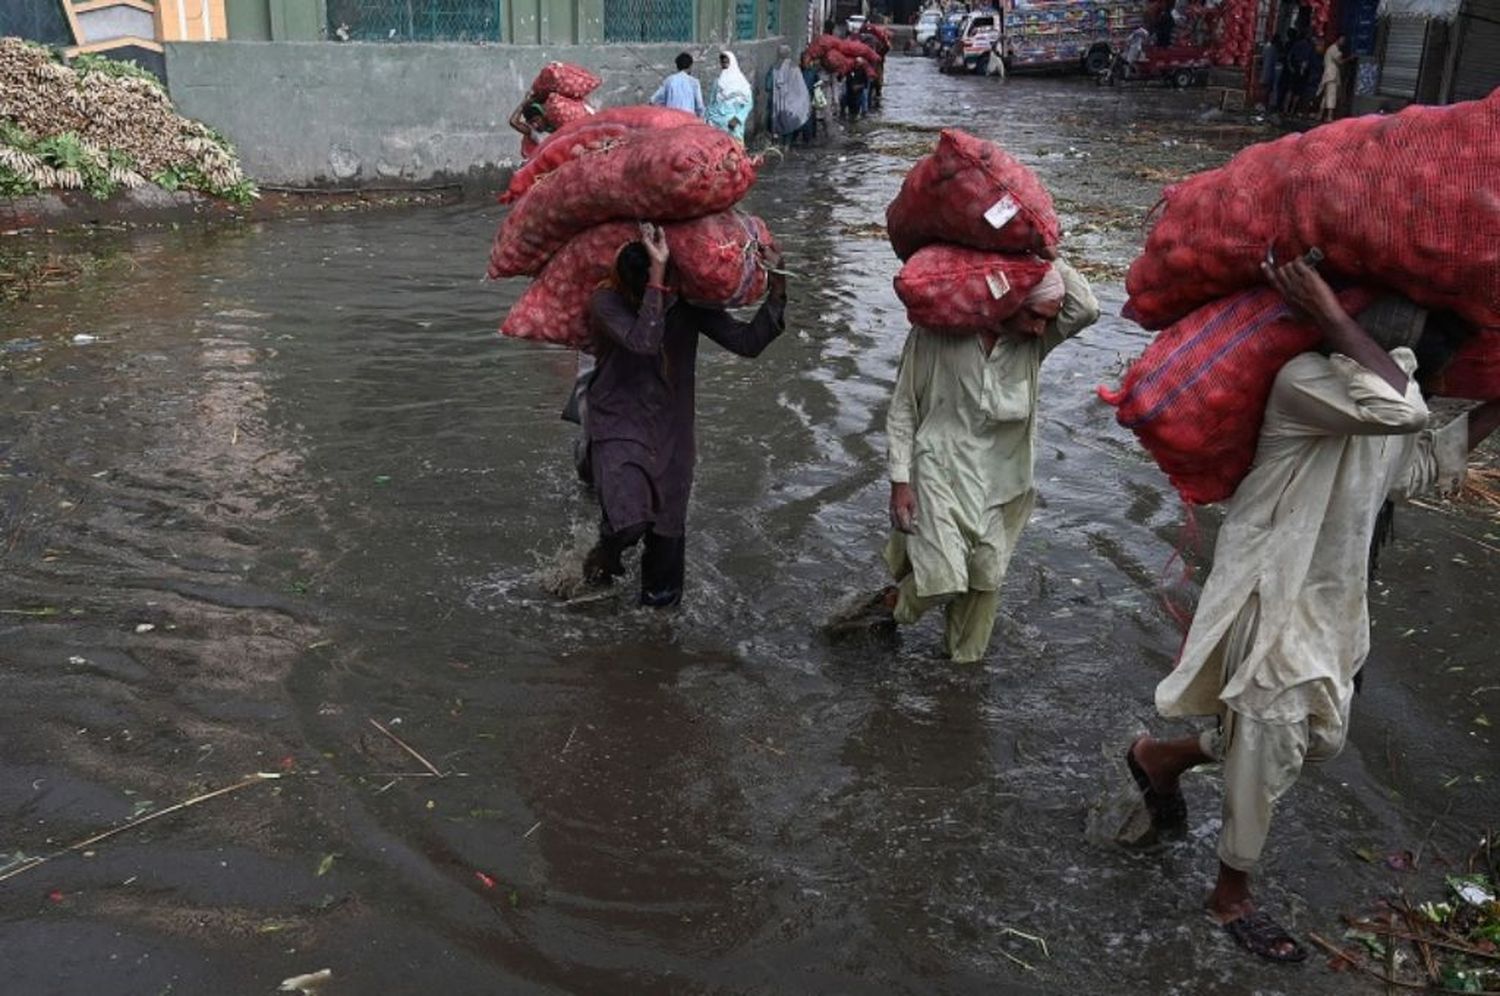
{"left": 1002, "top": 0, "right": 1149, "bottom": 75}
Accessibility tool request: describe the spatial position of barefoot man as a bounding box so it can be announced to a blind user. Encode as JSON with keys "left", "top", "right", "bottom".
{"left": 1126, "top": 260, "right": 1500, "bottom": 962}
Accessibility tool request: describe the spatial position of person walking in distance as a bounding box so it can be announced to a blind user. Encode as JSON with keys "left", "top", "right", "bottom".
{"left": 650, "top": 52, "right": 706, "bottom": 119}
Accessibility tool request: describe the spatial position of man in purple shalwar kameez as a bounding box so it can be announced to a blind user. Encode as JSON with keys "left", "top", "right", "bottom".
{"left": 581, "top": 223, "right": 787, "bottom": 607}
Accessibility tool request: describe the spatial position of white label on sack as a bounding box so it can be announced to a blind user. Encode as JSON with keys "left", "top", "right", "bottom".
{"left": 985, "top": 270, "right": 1011, "bottom": 300}
{"left": 983, "top": 194, "right": 1020, "bottom": 229}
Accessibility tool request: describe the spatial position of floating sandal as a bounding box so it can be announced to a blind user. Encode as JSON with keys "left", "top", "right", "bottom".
{"left": 1221, "top": 909, "right": 1308, "bottom": 963}
{"left": 1125, "top": 738, "right": 1187, "bottom": 835}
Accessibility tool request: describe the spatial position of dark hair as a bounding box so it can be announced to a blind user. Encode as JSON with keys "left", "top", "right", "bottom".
{"left": 615, "top": 242, "right": 651, "bottom": 304}
{"left": 675, "top": 52, "right": 693, "bottom": 71}
{"left": 1415, "top": 309, "right": 1477, "bottom": 396}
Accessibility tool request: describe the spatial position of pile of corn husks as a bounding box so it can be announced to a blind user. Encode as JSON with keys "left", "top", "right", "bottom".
{"left": 0, "top": 38, "right": 254, "bottom": 202}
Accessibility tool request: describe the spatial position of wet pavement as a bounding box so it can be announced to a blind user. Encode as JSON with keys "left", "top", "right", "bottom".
{"left": 1, "top": 57, "right": 1497, "bottom": 995}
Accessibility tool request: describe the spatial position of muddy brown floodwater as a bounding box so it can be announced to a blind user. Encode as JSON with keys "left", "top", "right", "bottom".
{"left": 1, "top": 58, "right": 1496, "bottom": 996}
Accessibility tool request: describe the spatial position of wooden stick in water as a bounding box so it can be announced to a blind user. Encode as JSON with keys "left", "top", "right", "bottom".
{"left": 367, "top": 718, "right": 445, "bottom": 778}
{"left": 0, "top": 773, "right": 278, "bottom": 885}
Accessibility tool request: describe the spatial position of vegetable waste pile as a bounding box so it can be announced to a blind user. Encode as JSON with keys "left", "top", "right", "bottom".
{"left": 0, "top": 38, "right": 254, "bottom": 203}
{"left": 1318, "top": 855, "right": 1500, "bottom": 994}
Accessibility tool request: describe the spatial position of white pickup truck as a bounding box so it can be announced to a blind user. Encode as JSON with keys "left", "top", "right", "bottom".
{"left": 941, "top": 10, "right": 1002, "bottom": 74}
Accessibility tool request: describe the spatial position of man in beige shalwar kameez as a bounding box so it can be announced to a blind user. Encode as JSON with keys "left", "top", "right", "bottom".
{"left": 870, "top": 259, "right": 1100, "bottom": 662}
{"left": 1127, "top": 260, "right": 1500, "bottom": 962}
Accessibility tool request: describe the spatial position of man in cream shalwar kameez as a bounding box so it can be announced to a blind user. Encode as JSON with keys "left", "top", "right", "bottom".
{"left": 1127, "top": 262, "right": 1500, "bottom": 962}
{"left": 881, "top": 260, "right": 1100, "bottom": 662}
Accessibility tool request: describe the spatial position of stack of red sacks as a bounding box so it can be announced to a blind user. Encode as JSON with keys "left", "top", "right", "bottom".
{"left": 1103, "top": 89, "right": 1500, "bottom": 504}
{"left": 804, "top": 35, "right": 884, "bottom": 77}
{"left": 885, "top": 129, "right": 1061, "bottom": 334}
{"left": 530, "top": 62, "right": 601, "bottom": 130}
{"left": 861, "top": 24, "right": 893, "bottom": 56}
{"left": 1211, "top": 0, "right": 1330, "bottom": 67}
{"left": 488, "top": 108, "right": 778, "bottom": 350}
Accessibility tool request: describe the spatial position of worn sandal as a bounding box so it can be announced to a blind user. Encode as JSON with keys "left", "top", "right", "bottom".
{"left": 1125, "top": 738, "right": 1188, "bottom": 834}
{"left": 1221, "top": 909, "right": 1308, "bottom": 963}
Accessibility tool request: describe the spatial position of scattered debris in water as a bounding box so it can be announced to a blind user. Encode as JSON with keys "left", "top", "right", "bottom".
{"left": 278, "top": 968, "right": 333, "bottom": 994}
{"left": 1313, "top": 832, "right": 1500, "bottom": 991}
{"left": 0, "top": 773, "right": 279, "bottom": 884}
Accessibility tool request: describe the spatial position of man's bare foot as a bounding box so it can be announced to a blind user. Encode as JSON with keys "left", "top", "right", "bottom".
{"left": 1207, "top": 863, "right": 1253, "bottom": 921}
{"left": 1125, "top": 735, "right": 1194, "bottom": 833}
{"left": 1209, "top": 863, "right": 1305, "bottom": 962}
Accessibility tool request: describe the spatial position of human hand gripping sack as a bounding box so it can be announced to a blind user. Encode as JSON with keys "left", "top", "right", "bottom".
{"left": 1261, "top": 258, "right": 1341, "bottom": 328}
{"left": 641, "top": 222, "right": 671, "bottom": 286}
{"left": 758, "top": 243, "right": 787, "bottom": 299}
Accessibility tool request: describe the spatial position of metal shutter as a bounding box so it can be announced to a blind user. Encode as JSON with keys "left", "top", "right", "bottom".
{"left": 1379, "top": 18, "right": 1428, "bottom": 97}
{"left": 1451, "top": 0, "right": 1500, "bottom": 101}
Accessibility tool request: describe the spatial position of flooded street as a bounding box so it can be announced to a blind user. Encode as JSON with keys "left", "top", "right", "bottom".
{"left": 2, "top": 58, "right": 1497, "bottom": 995}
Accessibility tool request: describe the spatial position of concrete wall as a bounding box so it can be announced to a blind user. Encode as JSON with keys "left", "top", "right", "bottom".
{"left": 224, "top": 0, "right": 329, "bottom": 40}
{"left": 165, "top": 39, "right": 794, "bottom": 187}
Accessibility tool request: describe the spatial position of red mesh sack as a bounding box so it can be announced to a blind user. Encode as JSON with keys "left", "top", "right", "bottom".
{"left": 824, "top": 51, "right": 853, "bottom": 76}
{"left": 1099, "top": 286, "right": 1376, "bottom": 504}
{"left": 893, "top": 246, "right": 1051, "bottom": 334}
{"left": 488, "top": 123, "right": 758, "bottom": 278}
{"left": 501, "top": 226, "right": 626, "bottom": 349}
{"left": 542, "top": 93, "right": 592, "bottom": 130}
{"left": 1210, "top": 0, "right": 1329, "bottom": 67}
{"left": 837, "top": 38, "right": 884, "bottom": 68}
{"left": 532, "top": 62, "right": 601, "bottom": 100}
{"left": 805, "top": 35, "right": 881, "bottom": 75}
{"left": 668, "top": 211, "right": 776, "bottom": 307}
{"left": 500, "top": 212, "right": 777, "bottom": 349}
{"left": 500, "top": 105, "right": 698, "bottom": 204}
{"left": 886, "top": 129, "right": 1061, "bottom": 260}
{"left": 1126, "top": 90, "right": 1500, "bottom": 331}
{"left": 1427, "top": 329, "right": 1500, "bottom": 400}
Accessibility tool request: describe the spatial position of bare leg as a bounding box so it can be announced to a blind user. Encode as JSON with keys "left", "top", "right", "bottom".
{"left": 1137, "top": 736, "right": 1303, "bottom": 961}
{"left": 1130, "top": 733, "right": 1211, "bottom": 797}
{"left": 1209, "top": 863, "right": 1254, "bottom": 921}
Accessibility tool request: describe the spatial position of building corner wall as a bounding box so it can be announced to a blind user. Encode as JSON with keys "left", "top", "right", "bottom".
{"left": 164, "top": 33, "right": 798, "bottom": 188}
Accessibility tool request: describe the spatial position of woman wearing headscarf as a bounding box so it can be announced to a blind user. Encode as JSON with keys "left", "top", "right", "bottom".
{"left": 765, "top": 44, "right": 811, "bottom": 145}
{"left": 706, "top": 50, "right": 753, "bottom": 143}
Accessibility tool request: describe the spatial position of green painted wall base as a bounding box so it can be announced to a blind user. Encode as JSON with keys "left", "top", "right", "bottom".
{"left": 225, "top": 0, "right": 328, "bottom": 40}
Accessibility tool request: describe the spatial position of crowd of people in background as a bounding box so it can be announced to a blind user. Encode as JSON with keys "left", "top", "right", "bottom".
{"left": 638, "top": 18, "right": 888, "bottom": 151}
{"left": 1259, "top": 27, "right": 1349, "bottom": 118}
{"left": 512, "top": 10, "right": 1358, "bottom": 166}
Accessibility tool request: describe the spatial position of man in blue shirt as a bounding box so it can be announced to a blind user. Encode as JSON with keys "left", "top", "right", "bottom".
{"left": 650, "top": 52, "right": 706, "bottom": 118}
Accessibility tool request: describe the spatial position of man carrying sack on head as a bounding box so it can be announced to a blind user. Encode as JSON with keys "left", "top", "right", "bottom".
{"left": 1126, "top": 259, "right": 1500, "bottom": 963}
{"left": 836, "top": 259, "right": 1100, "bottom": 661}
